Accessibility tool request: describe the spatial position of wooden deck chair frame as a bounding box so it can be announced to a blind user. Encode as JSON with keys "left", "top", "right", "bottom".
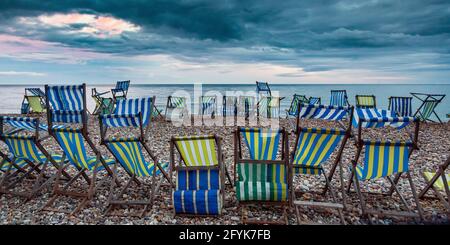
{"left": 111, "top": 80, "right": 130, "bottom": 101}
{"left": 234, "top": 127, "right": 290, "bottom": 224}
{"left": 330, "top": 90, "right": 350, "bottom": 107}
{"left": 199, "top": 95, "right": 217, "bottom": 125}
{"left": 346, "top": 117, "right": 424, "bottom": 224}
{"left": 411, "top": 93, "right": 446, "bottom": 123}
{"left": 99, "top": 96, "right": 172, "bottom": 217}
{"left": 170, "top": 135, "right": 228, "bottom": 217}
{"left": 388, "top": 96, "right": 413, "bottom": 117}
{"left": 291, "top": 104, "right": 354, "bottom": 224}
{"left": 91, "top": 88, "right": 114, "bottom": 115}
{"left": 355, "top": 94, "right": 376, "bottom": 108}
{"left": 42, "top": 83, "right": 117, "bottom": 216}
{"left": 418, "top": 154, "right": 450, "bottom": 212}
{"left": 0, "top": 117, "right": 71, "bottom": 201}
{"left": 165, "top": 96, "right": 187, "bottom": 122}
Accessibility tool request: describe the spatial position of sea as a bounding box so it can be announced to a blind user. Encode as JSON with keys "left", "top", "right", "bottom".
{"left": 1, "top": 84, "right": 449, "bottom": 121}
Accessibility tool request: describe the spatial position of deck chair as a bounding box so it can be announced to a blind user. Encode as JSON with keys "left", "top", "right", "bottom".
{"left": 111, "top": 80, "right": 130, "bottom": 101}
{"left": 165, "top": 96, "right": 187, "bottom": 122}
{"left": 21, "top": 88, "right": 46, "bottom": 114}
{"left": 237, "top": 96, "right": 256, "bottom": 120}
{"left": 411, "top": 93, "right": 445, "bottom": 123}
{"left": 330, "top": 90, "right": 349, "bottom": 107}
{"left": 170, "top": 135, "right": 228, "bottom": 216}
{"left": 0, "top": 116, "right": 70, "bottom": 200}
{"left": 355, "top": 95, "right": 376, "bottom": 108}
{"left": 91, "top": 88, "right": 114, "bottom": 115}
{"left": 234, "top": 127, "right": 290, "bottom": 224}
{"left": 42, "top": 84, "right": 116, "bottom": 215}
{"left": 285, "top": 94, "right": 309, "bottom": 118}
{"left": 388, "top": 96, "right": 413, "bottom": 117}
{"left": 291, "top": 104, "right": 353, "bottom": 224}
{"left": 348, "top": 114, "right": 423, "bottom": 224}
{"left": 100, "top": 97, "right": 171, "bottom": 217}
{"left": 256, "top": 81, "right": 271, "bottom": 96}
{"left": 308, "top": 97, "right": 321, "bottom": 105}
{"left": 200, "top": 96, "right": 217, "bottom": 124}
{"left": 223, "top": 96, "right": 237, "bottom": 118}
{"left": 419, "top": 155, "right": 450, "bottom": 212}
{"left": 257, "top": 96, "right": 281, "bottom": 119}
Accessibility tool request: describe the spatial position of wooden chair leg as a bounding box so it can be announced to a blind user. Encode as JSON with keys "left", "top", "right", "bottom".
{"left": 353, "top": 171, "right": 372, "bottom": 224}
{"left": 406, "top": 172, "right": 424, "bottom": 222}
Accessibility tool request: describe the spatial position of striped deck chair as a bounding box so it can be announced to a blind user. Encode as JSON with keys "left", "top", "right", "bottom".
{"left": 411, "top": 93, "right": 446, "bottom": 123}
{"left": 285, "top": 94, "right": 309, "bottom": 118}
{"left": 234, "top": 127, "right": 290, "bottom": 224}
{"left": 21, "top": 88, "right": 46, "bottom": 114}
{"left": 200, "top": 96, "right": 217, "bottom": 124}
{"left": 237, "top": 96, "right": 256, "bottom": 120}
{"left": 223, "top": 96, "right": 237, "bottom": 118}
{"left": 348, "top": 115, "right": 423, "bottom": 223}
{"left": 42, "top": 84, "right": 116, "bottom": 215}
{"left": 419, "top": 155, "right": 450, "bottom": 212}
{"left": 330, "top": 90, "right": 349, "bottom": 107}
{"left": 165, "top": 96, "right": 187, "bottom": 122}
{"left": 388, "top": 96, "right": 413, "bottom": 117}
{"left": 171, "top": 135, "right": 227, "bottom": 216}
{"left": 91, "top": 88, "right": 114, "bottom": 115}
{"left": 111, "top": 80, "right": 130, "bottom": 101}
{"left": 100, "top": 97, "right": 171, "bottom": 217}
{"left": 355, "top": 95, "right": 376, "bottom": 108}
{"left": 257, "top": 96, "right": 281, "bottom": 119}
{"left": 256, "top": 81, "right": 271, "bottom": 96}
{"left": 308, "top": 97, "right": 321, "bottom": 105}
{"left": 352, "top": 108, "right": 414, "bottom": 130}
{"left": 292, "top": 104, "right": 353, "bottom": 224}
{"left": 0, "top": 116, "right": 70, "bottom": 200}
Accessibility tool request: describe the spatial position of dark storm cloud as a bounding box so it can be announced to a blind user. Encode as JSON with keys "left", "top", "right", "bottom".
{"left": 1, "top": 0, "right": 450, "bottom": 73}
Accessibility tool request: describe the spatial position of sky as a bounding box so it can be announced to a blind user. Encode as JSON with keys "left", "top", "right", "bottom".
{"left": 0, "top": 0, "right": 449, "bottom": 85}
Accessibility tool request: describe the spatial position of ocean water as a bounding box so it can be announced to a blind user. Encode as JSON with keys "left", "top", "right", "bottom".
{"left": 1, "top": 84, "right": 449, "bottom": 121}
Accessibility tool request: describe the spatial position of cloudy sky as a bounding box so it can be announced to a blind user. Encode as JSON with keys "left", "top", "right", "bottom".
{"left": 0, "top": 0, "right": 449, "bottom": 84}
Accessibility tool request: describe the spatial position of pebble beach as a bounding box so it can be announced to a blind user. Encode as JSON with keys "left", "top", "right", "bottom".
{"left": 0, "top": 114, "right": 449, "bottom": 225}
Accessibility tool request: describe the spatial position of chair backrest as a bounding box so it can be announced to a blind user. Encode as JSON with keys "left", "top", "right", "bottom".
{"left": 330, "top": 90, "right": 348, "bottom": 107}
{"left": 115, "top": 80, "right": 130, "bottom": 91}
{"left": 168, "top": 96, "right": 186, "bottom": 109}
{"left": 111, "top": 97, "right": 154, "bottom": 127}
{"left": 3, "top": 136, "right": 42, "bottom": 163}
{"left": 46, "top": 84, "right": 85, "bottom": 124}
{"left": 287, "top": 94, "right": 309, "bottom": 116}
{"left": 388, "top": 96, "right": 413, "bottom": 117}
{"left": 420, "top": 100, "right": 439, "bottom": 120}
{"left": 256, "top": 81, "right": 271, "bottom": 96}
{"left": 352, "top": 108, "right": 416, "bottom": 129}
{"left": 25, "top": 88, "right": 45, "bottom": 98}
{"left": 309, "top": 97, "right": 321, "bottom": 105}
{"left": 1, "top": 116, "right": 47, "bottom": 132}
{"left": 223, "top": 96, "right": 237, "bottom": 117}
{"left": 356, "top": 140, "right": 412, "bottom": 180}
{"left": 173, "top": 136, "right": 219, "bottom": 167}
{"left": 298, "top": 104, "right": 351, "bottom": 121}
{"left": 53, "top": 128, "right": 93, "bottom": 169}
{"left": 356, "top": 95, "right": 376, "bottom": 108}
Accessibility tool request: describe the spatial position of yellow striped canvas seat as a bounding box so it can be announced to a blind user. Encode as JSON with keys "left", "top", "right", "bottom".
{"left": 173, "top": 136, "right": 218, "bottom": 167}
{"left": 423, "top": 172, "right": 450, "bottom": 191}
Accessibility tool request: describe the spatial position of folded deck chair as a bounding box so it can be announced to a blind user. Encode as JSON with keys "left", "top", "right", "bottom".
{"left": 234, "top": 127, "right": 290, "bottom": 224}
{"left": 308, "top": 97, "right": 321, "bottom": 105}
{"left": 419, "top": 155, "right": 450, "bottom": 212}
{"left": 165, "top": 96, "right": 187, "bottom": 122}
{"left": 237, "top": 96, "right": 256, "bottom": 120}
{"left": 0, "top": 116, "right": 71, "bottom": 200}
{"left": 171, "top": 135, "right": 228, "bottom": 216}
{"left": 291, "top": 104, "right": 353, "bottom": 224}
{"left": 111, "top": 80, "right": 130, "bottom": 101}
{"left": 330, "top": 90, "right": 349, "bottom": 107}
{"left": 21, "top": 88, "right": 46, "bottom": 114}
{"left": 200, "top": 96, "right": 217, "bottom": 124}
{"left": 256, "top": 81, "right": 271, "bottom": 96}
{"left": 100, "top": 97, "right": 171, "bottom": 217}
{"left": 42, "top": 84, "right": 116, "bottom": 215}
{"left": 355, "top": 95, "right": 376, "bottom": 108}
{"left": 388, "top": 96, "right": 413, "bottom": 117}
{"left": 347, "top": 115, "right": 423, "bottom": 224}
{"left": 91, "top": 88, "right": 114, "bottom": 115}
{"left": 257, "top": 96, "right": 281, "bottom": 119}
{"left": 411, "top": 93, "right": 446, "bottom": 123}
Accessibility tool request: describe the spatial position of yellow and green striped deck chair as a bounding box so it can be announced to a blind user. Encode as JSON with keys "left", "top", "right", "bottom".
{"left": 21, "top": 88, "right": 46, "bottom": 114}
{"left": 411, "top": 93, "right": 446, "bottom": 123}
{"left": 419, "top": 155, "right": 450, "bottom": 212}
{"left": 355, "top": 94, "right": 376, "bottom": 108}
{"left": 171, "top": 135, "right": 227, "bottom": 216}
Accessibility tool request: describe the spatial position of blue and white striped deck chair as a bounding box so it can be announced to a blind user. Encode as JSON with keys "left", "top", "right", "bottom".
{"left": 389, "top": 96, "right": 413, "bottom": 117}
{"left": 43, "top": 83, "right": 116, "bottom": 215}
{"left": 330, "top": 90, "right": 349, "bottom": 107}
{"left": 257, "top": 96, "right": 281, "bottom": 119}
{"left": 411, "top": 93, "right": 446, "bottom": 123}
{"left": 352, "top": 108, "right": 414, "bottom": 130}
{"left": 309, "top": 97, "right": 321, "bottom": 105}
{"left": 349, "top": 139, "right": 424, "bottom": 222}
{"left": 165, "top": 96, "right": 187, "bottom": 122}
{"left": 100, "top": 97, "right": 171, "bottom": 216}
{"left": 292, "top": 104, "right": 353, "bottom": 224}
{"left": 235, "top": 127, "right": 290, "bottom": 224}
{"left": 200, "top": 96, "right": 216, "bottom": 120}
{"left": 111, "top": 80, "right": 130, "bottom": 101}
{"left": 171, "top": 135, "right": 225, "bottom": 216}
{"left": 0, "top": 116, "right": 69, "bottom": 199}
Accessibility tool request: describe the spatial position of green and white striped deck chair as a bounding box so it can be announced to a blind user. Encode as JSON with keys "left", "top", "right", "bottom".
{"left": 0, "top": 116, "right": 70, "bottom": 199}
{"left": 237, "top": 96, "right": 256, "bottom": 120}
{"left": 411, "top": 93, "right": 446, "bottom": 123}
{"left": 234, "top": 127, "right": 290, "bottom": 224}
{"left": 355, "top": 95, "right": 376, "bottom": 108}
{"left": 419, "top": 155, "right": 450, "bottom": 212}
{"left": 257, "top": 96, "right": 281, "bottom": 119}
{"left": 91, "top": 88, "right": 114, "bottom": 115}
{"left": 43, "top": 83, "right": 116, "bottom": 215}
{"left": 165, "top": 96, "right": 187, "bottom": 122}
